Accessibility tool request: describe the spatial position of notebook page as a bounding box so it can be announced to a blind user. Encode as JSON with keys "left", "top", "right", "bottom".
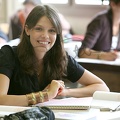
{"left": 93, "top": 91, "right": 120, "bottom": 101}
{"left": 36, "top": 97, "right": 92, "bottom": 110}
{"left": 91, "top": 91, "right": 120, "bottom": 109}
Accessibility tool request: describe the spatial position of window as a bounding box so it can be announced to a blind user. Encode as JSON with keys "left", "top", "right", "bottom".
{"left": 41, "top": 0, "right": 68, "bottom": 4}
{"left": 18, "top": 0, "right": 68, "bottom": 5}
{"left": 75, "top": 0, "right": 109, "bottom": 5}
{"left": 18, "top": 0, "right": 24, "bottom": 3}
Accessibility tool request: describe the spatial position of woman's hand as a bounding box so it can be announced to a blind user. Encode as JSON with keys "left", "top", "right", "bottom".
{"left": 47, "top": 80, "right": 65, "bottom": 99}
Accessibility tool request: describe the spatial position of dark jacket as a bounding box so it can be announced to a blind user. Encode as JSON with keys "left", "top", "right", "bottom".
{"left": 79, "top": 9, "right": 120, "bottom": 52}
{"left": 8, "top": 10, "right": 24, "bottom": 40}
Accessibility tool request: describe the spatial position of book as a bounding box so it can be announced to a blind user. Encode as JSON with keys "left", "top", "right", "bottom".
{"left": 36, "top": 91, "right": 120, "bottom": 111}
{"left": 91, "top": 91, "right": 120, "bottom": 111}
{"left": 36, "top": 97, "right": 92, "bottom": 110}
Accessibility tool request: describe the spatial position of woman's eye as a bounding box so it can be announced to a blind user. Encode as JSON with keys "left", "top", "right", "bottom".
{"left": 34, "top": 27, "right": 42, "bottom": 31}
{"left": 49, "top": 29, "right": 56, "bottom": 33}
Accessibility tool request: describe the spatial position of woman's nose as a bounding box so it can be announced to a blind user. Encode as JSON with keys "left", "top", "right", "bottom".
{"left": 41, "top": 31, "right": 49, "bottom": 39}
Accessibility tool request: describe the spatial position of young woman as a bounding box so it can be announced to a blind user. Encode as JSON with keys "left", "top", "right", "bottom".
{"left": 0, "top": 5, "right": 109, "bottom": 106}
{"left": 78, "top": 0, "right": 120, "bottom": 61}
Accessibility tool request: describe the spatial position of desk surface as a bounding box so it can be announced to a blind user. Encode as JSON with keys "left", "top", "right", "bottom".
{"left": 54, "top": 108, "right": 120, "bottom": 120}
{"left": 76, "top": 58, "right": 120, "bottom": 66}
{"left": 0, "top": 95, "right": 120, "bottom": 120}
{"left": 0, "top": 105, "right": 120, "bottom": 120}
{"left": 76, "top": 58, "right": 120, "bottom": 71}
{"left": 76, "top": 58, "right": 120, "bottom": 92}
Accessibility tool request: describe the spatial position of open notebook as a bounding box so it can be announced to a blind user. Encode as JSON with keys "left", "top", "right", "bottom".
{"left": 35, "top": 97, "right": 92, "bottom": 110}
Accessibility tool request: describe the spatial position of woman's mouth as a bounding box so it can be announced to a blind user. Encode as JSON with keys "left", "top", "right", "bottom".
{"left": 37, "top": 41, "right": 50, "bottom": 45}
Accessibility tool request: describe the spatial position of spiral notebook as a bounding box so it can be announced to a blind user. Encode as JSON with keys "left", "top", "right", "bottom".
{"left": 36, "top": 97, "right": 92, "bottom": 110}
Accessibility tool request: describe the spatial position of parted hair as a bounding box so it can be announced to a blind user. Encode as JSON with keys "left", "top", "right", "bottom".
{"left": 17, "top": 5, "right": 68, "bottom": 86}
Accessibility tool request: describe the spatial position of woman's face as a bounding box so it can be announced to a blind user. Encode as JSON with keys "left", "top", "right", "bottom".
{"left": 25, "top": 16, "right": 57, "bottom": 54}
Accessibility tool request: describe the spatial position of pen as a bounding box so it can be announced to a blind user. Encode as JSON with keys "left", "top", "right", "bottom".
{"left": 100, "top": 107, "right": 111, "bottom": 112}
{"left": 100, "top": 105, "right": 120, "bottom": 112}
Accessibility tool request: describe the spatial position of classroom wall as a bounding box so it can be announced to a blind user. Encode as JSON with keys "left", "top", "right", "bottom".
{"left": 55, "top": 5, "right": 108, "bottom": 35}
{"left": 0, "top": 0, "right": 108, "bottom": 36}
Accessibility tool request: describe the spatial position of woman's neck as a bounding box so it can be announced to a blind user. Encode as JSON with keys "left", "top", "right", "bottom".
{"left": 34, "top": 50, "right": 45, "bottom": 60}
{"left": 113, "top": 11, "right": 120, "bottom": 24}
{"left": 112, "top": 24, "right": 119, "bottom": 36}
{"left": 112, "top": 15, "right": 120, "bottom": 36}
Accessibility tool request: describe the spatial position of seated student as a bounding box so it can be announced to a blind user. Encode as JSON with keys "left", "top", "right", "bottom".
{"left": 0, "top": 5, "right": 109, "bottom": 106}
{"left": 78, "top": 0, "right": 120, "bottom": 61}
{"left": 8, "top": 0, "right": 40, "bottom": 40}
{"left": 0, "top": 29, "right": 9, "bottom": 44}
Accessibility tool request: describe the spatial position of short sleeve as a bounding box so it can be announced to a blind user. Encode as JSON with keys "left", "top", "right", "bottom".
{"left": 67, "top": 55, "right": 85, "bottom": 82}
{"left": 0, "top": 45, "right": 15, "bottom": 78}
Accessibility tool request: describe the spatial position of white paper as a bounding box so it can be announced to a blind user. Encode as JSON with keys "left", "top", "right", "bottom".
{"left": 91, "top": 91, "right": 120, "bottom": 109}
{"left": 0, "top": 105, "right": 31, "bottom": 116}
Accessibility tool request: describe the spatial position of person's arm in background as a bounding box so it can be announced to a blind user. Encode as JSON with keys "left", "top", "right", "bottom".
{"left": 79, "top": 48, "right": 118, "bottom": 61}
{"left": 78, "top": 16, "right": 118, "bottom": 61}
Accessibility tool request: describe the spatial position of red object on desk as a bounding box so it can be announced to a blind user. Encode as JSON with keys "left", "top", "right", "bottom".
{"left": 72, "top": 35, "right": 84, "bottom": 41}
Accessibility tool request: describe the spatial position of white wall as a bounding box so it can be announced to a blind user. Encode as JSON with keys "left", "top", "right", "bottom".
{"left": 55, "top": 4, "right": 108, "bottom": 35}
{"left": 0, "top": 0, "right": 108, "bottom": 35}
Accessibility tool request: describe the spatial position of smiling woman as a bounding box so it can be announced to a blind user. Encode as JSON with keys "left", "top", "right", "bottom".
{"left": 0, "top": 4, "right": 109, "bottom": 107}
{"left": 25, "top": 16, "right": 57, "bottom": 54}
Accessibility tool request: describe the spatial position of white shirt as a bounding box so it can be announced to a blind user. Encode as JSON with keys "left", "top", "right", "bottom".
{"left": 111, "top": 35, "right": 118, "bottom": 50}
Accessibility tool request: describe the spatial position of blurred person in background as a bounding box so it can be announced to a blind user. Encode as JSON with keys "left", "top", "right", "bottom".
{"left": 58, "top": 13, "right": 74, "bottom": 39}
{"left": 78, "top": 0, "right": 120, "bottom": 61}
{"left": 8, "top": 0, "right": 41, "bottom": 40}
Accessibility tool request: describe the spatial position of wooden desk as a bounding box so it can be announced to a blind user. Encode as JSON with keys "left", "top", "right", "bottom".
{"left": 76, "top": 58, "right": 120, "bottom": 92}
{"left": 1, "top": 105, "right": 120, "bottom": 120}
{"left": 1, "top": 96, "right": 120, "bottom": 120}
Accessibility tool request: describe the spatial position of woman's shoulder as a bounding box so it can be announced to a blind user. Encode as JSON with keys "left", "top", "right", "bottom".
{"left": 88, "top": 10, "right": 110, "bottom": 28}
{"left": 67, "top": 54, "right": 80, "bottom": 66}
{"left": 66, "top": 54, "right": 85, "bottom": 82}
{"left": 0, "top": 45, "right": 17, "bottom": 57}
{"left": 0, "top": 45, "right": 17, "bottom": 68}
{"left": 1, "top": 45, "right": 16, "bottom": 51}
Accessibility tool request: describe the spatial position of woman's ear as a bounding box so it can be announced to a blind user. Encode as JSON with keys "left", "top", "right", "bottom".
{"left": 25, "top": 25, "right": 30, "bottom": 36}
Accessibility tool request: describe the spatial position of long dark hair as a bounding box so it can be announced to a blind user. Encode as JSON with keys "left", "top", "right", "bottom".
{"left": 17, "top": 5, "right": 68, "bottom": 85}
